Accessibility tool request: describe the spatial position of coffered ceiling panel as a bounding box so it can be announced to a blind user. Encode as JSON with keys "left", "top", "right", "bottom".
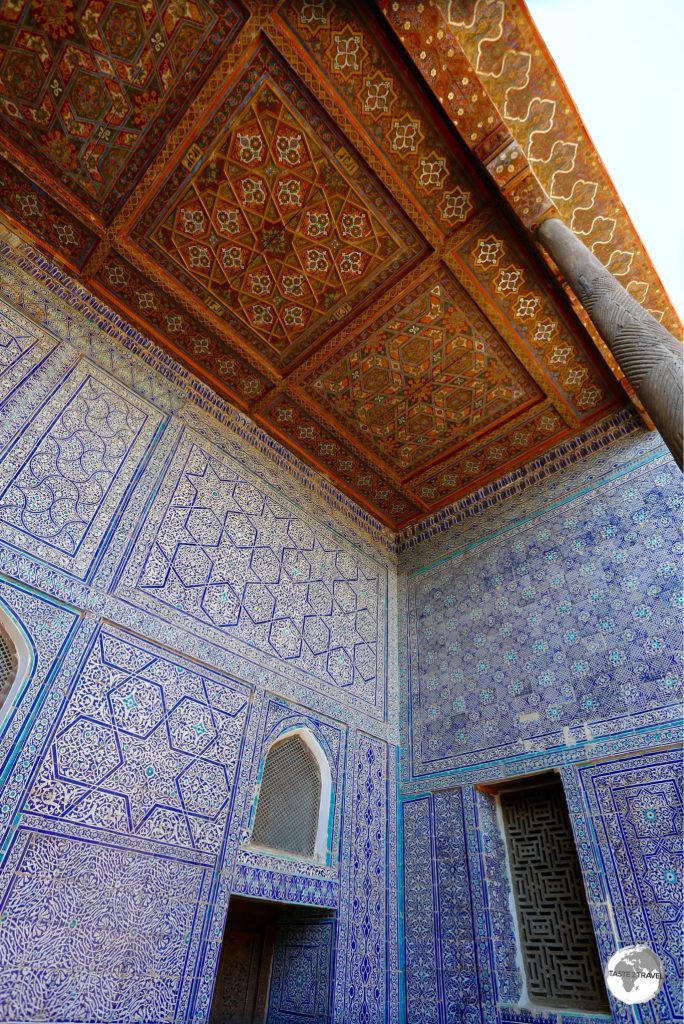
{"left": 98, "top": 249, "right": 272, "bottom": 405}
{"left": 305, "top": 266, "right": 541, "bottom": 477}
{"left": 0, "top": 0, "right": 245, "bottom": 218}
{"left": 0, "top": 0, "right": 658, "bottom": 530}
{"left": 277, "top": 0, "right": 482, "bottom": 237}
{"left": 127, "top": 42, "right": 427, "bottom": 370}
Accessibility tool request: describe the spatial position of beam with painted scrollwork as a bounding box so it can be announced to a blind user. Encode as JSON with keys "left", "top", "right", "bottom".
{"left": 535, "top": 218, "right": 683, "bottom": 469}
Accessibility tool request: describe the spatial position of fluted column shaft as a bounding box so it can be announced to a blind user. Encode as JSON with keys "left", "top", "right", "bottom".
{"left": 536, "top": 218, "right": 683, "bottom": 469}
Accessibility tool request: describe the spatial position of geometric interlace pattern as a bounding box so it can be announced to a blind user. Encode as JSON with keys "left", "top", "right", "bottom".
{"left": 25, "top": 630, "right": 249, "bottom": 855}
{"left": 136, "top": 444, "right": 379, "bottom": 698}
{"left": 0, "top": 0, "right": 241, "bottom": 214}
{"left": 0, "top": 376, "right": 147, "bottom": 556}
{"left": 313, "top": 275, "right": 534, "bottom": 473}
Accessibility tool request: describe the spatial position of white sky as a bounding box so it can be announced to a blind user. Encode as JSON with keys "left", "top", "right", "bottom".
{"left": 526, "top": 0, "right": 684, "bottom": 319}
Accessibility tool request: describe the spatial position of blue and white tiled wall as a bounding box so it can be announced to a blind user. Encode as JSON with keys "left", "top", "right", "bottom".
{"left": 0, "top": 235, "right": 399, "bottom": 1024}
{"left": 0, "top": 230, "right": 681, "bottom": 1024}
{"left": 398, "top": 425, "right": 683, "bottom": 1024}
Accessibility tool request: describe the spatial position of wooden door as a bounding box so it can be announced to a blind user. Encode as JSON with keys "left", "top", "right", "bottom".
{"left": 210, "top": 898, "right": 277, "bottom": 1024}
{"left": 211, "top": 927, "right": 262, "bottom": 1023}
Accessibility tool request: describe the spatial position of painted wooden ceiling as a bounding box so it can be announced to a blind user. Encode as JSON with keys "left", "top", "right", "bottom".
{"left": 0, "top": 0, "right": 675, "bottom": 529}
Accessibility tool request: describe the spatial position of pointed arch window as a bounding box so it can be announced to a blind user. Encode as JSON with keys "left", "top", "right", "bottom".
{"left": 0, "top": 608, "right": 31, "bottom": 730}
{"left": 250, "top": 729, "right": 332, "bottom": 862}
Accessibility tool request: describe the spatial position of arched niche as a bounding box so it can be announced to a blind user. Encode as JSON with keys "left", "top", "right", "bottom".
{"left": 249, "top": 726, "right": 333, "bottom": 863}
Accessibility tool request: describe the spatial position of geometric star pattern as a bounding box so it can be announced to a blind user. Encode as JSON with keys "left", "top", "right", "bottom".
{"left": 0, "top": 0, "right": 243, "bottom": 218}
{"left": 132, "top": 443, "right": 380, "bottom": 703}
{"left": 132, "top": 44, "right": 426, "bottom": 369}
{"left": 25, "top": 628, "right": 249, "bottom": 854}
{"left": 309, "top": 268, "right": 541, "bottom": 474}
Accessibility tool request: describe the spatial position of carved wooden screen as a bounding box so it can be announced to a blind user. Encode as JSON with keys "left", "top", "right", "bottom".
{"left": 210, "top": 928, "right": 262, "bottom": 1024}
{"left": 0, "top": 620, "right": 18, "bottom": 710}
{"left": 251, "top": 735, "right": 321, "bottom": 858}
{"left": 500, "top": 777, "right": 609, "bottom": 1011}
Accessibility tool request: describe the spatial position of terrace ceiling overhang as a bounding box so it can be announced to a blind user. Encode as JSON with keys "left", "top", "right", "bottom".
{"left": 0, "top": 0, "right": 677, "bottom": 530}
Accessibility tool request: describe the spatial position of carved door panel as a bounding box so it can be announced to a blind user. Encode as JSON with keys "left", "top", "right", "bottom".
{"left": 210, "top": 927, "right": 262, "bottom": 1024}
{"left": 266, "top": 916, "right": 335, "bottom": 1023}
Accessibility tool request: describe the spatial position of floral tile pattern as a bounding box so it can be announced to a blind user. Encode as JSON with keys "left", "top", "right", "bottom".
{"left": 406, "top": 456, "right": 682, "bottom": 775}
{"left": 576, "top": 750, "right": 683, "bottom": 1024}
{"left": 0, "top": 830, "right": 209, "bottom": 1023}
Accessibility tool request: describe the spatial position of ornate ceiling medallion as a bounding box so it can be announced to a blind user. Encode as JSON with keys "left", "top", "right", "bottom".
{"left": 308, "top": 267, "right": 542, "bottom": 477}
{"left": 130, "top": 43, "right": 427, "bottom": 370}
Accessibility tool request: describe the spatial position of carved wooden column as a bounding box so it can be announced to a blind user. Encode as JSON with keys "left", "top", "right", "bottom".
{"left": 536, "top": 218, "right": 683, "bottom": 469}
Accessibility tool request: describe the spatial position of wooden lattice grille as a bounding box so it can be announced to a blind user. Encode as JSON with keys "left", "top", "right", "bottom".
{"left": 500, "top": 778, "right": 609, "bottom": 1011}
{"left": 251, "top": 735, "right": 322, "bottom": 858}
{"left": 0, "top": 621, "right": 18, "bottom": 711}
